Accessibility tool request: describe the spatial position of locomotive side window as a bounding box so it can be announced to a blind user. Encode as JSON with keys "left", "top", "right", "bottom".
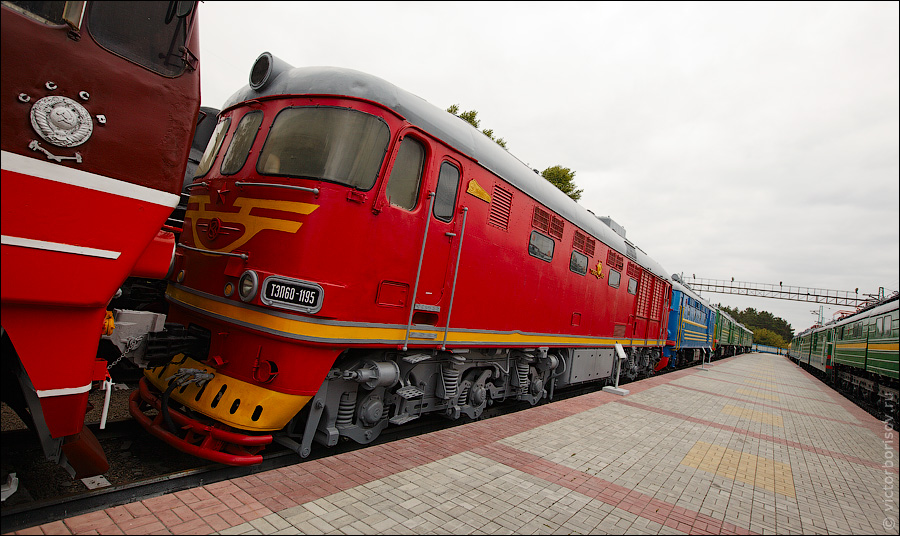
{"left": 569, "top": 251, "right": 588, "bottom": 275}
{"left": 608, "top": 269, "right": 621, "bottom": 288}
{"left": 385, "top": 137, "right": 425, "bottom": 210}
{"left": 257, "top": 107, "right": 390, "bottom": 190}
{"left": 221, "top": 111, "right": 263, "bottom": 175}
{"left": 3, "top": 1, "right": 66, "bottom": 24}
{"left": 87, "top": 1, "right": 196, "bottom": 77}
{"left": 194, "top": 117, "right": 231, "bottom": 179}
{"left": 627, "top": 278, "right": 638, "bottom": 295}
{"left": 434, "top": 162, "right": 460, "bottom": 222}
{"left": 528, "top": 231, "right": 554, "bottom": 262}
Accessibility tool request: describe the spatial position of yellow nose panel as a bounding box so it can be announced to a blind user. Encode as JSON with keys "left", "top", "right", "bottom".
{"left": 144, "top": 355, "right": 311, "bottom": 432}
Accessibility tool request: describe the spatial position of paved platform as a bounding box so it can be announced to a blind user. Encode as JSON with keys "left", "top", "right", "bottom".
{"left": 7, "top": 352, "right": 898, "bottom": 535}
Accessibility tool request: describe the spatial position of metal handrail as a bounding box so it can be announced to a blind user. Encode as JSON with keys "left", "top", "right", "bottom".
{"left": 403, "top": 192, "right": 435, "bottom": 351}
{"left": 176, "top": 243, "right": 248, "bottom": 260}
{"left": 441, "top": 207, "right": 468, "bottom": 350}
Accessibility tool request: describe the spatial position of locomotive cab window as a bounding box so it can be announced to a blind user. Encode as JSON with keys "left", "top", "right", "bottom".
{"left": 221, "top": 110, "right": 263, "bottom": 175}
{"left": 385, "top": 136, "right": 425, "bottom": 210}
{"left": 608, "top": 269, "right": 621, "bottom": 288}
{"left": 194, "top": 117, "right": 231, "bottom": 178}
{"left": 3, "top": 1, "right": 69, "bottom": 25}
{"left": 257, "top": 107, "right": 390, "bottom": 190}
{"left": 569, "top": 251, "right": 588, "bottom": 275}
{"left": 434, "top": 162, "right": 460, "bottom": 222}
{"left": 87, "top": 1, "right": 196, "bottom": 77}
{"left": 528, "top": 231, "right": 554, "bottom": 262}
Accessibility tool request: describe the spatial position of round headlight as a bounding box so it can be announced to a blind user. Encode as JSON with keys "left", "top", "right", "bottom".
{"left": 239, "top": 270, "right": 259, "bottom": 302}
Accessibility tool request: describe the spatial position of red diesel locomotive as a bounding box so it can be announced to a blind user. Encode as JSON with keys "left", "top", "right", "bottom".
{"left": 129, "top": 53, "right": 672, "bottom": 465}
{"left": 1, "top": 1, "right": 201, "bottom": 478}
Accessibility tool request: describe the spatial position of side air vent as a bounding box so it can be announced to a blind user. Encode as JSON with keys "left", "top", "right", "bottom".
{"left": 532, "top": 206, "right": 550, "bottom": 232}
{"left": 488, "top": 185, "right": 512, "bottom": 230}
{"left": 573, "top": 231, "right": 595, "bottom": 257}
{"left": 549, "top": 215, "right": 564, "bottom": 240}
{"left": 607, "top": 249, "right": 624, "bottom": 271}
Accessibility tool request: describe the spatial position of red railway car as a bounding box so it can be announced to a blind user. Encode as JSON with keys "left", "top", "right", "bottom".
{"left": 130, "top": 53, "right": 671, "bottom": 465}
{"left": 1, "top": 1, "right": 200, "bottom": 478}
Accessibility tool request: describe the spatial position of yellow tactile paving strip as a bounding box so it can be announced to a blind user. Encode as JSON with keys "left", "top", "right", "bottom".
{"left": 742, "top": 379, "right": 776, "bottom": 388}
{"left": 681, "top": 440, "right": 796, "bottom": 498}
{"left": 735, "top": 387, "right": 780, "bottom": 402}
{"left": 720, "top": 404, "right": 784, "bottom": 427}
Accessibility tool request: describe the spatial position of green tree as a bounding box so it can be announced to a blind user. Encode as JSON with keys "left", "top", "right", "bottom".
{"left": 752, "top": 328, "right": 788, "bottom": 348}
{"left": 541, "top": 165, "right": 583, "bottom": 202}
{"left": 446, "top": 104, "right": 507, "bottom": 148}
{"left": 446, "top": 104, "right": 583, "bottom": 201}
{"left": 718, "top": 305, "right": 794, "bottom": 342}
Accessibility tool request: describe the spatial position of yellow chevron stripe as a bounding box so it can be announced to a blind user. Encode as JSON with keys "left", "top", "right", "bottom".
{"left": 186, "top": 195, "right": 319, "bottom": 253}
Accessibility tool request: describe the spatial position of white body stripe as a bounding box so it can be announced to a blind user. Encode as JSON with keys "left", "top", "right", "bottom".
{"left": 1, "top": 235, "right": 121, "bottom": 259}
{"left": 36, "top": 383, "right": 93, "bottom": 397}
{"left": 1, "top": 150, "right": 180, "bottom": 208}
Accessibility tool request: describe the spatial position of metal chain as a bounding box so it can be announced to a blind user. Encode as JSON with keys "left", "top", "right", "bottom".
{"left": 107, "top": 335, "right": 143, "bottom": 370}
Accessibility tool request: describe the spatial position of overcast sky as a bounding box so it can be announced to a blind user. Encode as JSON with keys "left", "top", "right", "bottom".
{"left": 197, "top": 1, "right": 899, "bottom": 335}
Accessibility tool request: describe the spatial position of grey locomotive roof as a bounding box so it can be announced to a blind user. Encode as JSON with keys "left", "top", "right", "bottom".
{"left": 670, "top": 279, "right": 712, "bottom": 310}
{"left": 223, "top": 60, "right": 670, "bottom": 281}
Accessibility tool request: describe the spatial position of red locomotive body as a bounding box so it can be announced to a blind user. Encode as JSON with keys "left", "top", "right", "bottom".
{"left": 130, "top": 55, "right": 671, "bottom": 464}
{"left": 1, "top": 1, "right": 200, "bottom": 477}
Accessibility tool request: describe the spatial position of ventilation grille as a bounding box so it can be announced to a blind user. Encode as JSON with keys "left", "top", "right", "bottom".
{"left": 573, "top": 231, "right": 595, "bottom": 257}
{"left": 606, "top": 249, "right": 624, "bottom": 271}
{"left": 549, "top": 215, "right": 564, "bottom": 240}
{"left": 650, "top": 281, "right": 665, "bottom": 321}
{"left": 488, "top": 185, "right": 512, "bottom": 230}
{"left": 532, "top": 206, "right": 550, "bottom": 232}
{"left": 636, "top": 271, "right": 652, "bottom": 318}
{"left": 626, "top": 261, "right": 643, "bottom": 280}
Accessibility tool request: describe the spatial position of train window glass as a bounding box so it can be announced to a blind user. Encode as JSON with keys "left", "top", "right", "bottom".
{"left": 220, "top": 111, "right": 263, "bottom": 175}
{"left": 87, "top": 1, "right": 195, "bottom": 77}
{"left": 385, "top": 137, "right": 425, "bottom": 210}
{"left": 3, "top": 1, "right": 66, "bottom": 24}
{"left": 627, "top": 278, "right": 638, "bottom": 295}
{"left": 876, "top": 317, "right": 884, "bottom": 336}
{"left": 433, "top": 162, "right": 460, "bottom": 222}
{"left": 528, "top": 231, "right": 554, "bottom": 263}
{"left": 258, "top": 107, "right": 390, "bottom": 190}
{"left": 569, "top": 250, "right": 588, "bottom": 275}
{"left": 194, "top": 117, "right": 231, "bottom": 178}
{"left": 608, "top": 269, "right": 621, "bottom": 288}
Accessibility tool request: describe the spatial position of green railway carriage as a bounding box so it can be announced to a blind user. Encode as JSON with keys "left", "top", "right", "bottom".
{"left": 737, "top": 323, "right": 753, "bottom": 352}
{"left": 791, "top": 294, "right": 898, "bottom": 422}
{"left": 713, "top": 308, "right": 751, "bottom": 358}
{"left": 832, "top": 296, "right": 898, "bottom": 379}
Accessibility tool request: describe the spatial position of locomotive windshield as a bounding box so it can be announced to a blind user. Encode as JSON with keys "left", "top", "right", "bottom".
{"left": 87, "top": 1, "right": 196, "bottom": 77}
{"left": 257, "top": 107, "right": 390, "bottom": 190}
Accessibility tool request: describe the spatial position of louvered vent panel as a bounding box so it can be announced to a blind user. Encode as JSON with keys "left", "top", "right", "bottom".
{"left": 626, "top": 262, "right": 642, "bottom": 279}
{"left": 573, "top": 231, "right": 586, "bottom": 252}
{"left": 532, "top": 207, "right": 550, "bottom": 233}
{"left": 607, "top": 250, "right": 624, "bottom": 271}
{"left": 488, "top": 185, "right": 512, "bottom": 230}
{"left": 584, "top": 237, "right": 595, "bottom": 257}
{"left": 650, "top": 280, "right": 665, "bottom": 321}
{"left": 549, "top": 216, "right": 564, "bottom": 240}
{"left": 636, "top": 271, "right": 653, "bottom": 318}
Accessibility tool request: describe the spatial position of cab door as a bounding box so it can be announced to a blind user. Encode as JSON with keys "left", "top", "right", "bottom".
{"left": 412, "top": 158, "right": 463, "bottom": 324}
{"left": 374, "top": 131, "right": 462, "bottom": 332}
